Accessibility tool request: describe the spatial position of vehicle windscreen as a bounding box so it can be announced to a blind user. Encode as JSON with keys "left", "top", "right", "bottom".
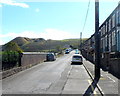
{"left": 47, "top": 54, "right": 53, "bottom": 56}
{"left": 73, "top": 56, "right": 81, "bottom": 58}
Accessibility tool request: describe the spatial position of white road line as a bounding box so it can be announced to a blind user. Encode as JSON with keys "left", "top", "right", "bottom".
{"left": 88, "top": 80, "right": 97, "bottom": 95}
{"left": 83, "top": 64, "right": 104, "bottom": 95}
{"left": 107, "top": 76, "right": 116, "bottom": 82}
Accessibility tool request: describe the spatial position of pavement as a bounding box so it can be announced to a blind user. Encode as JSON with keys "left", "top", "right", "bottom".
{"left": 83, "top": 57, "right": 120, "bottom": 96}
{"left": 61, "top": 64, "right": 101, "bottom": 95}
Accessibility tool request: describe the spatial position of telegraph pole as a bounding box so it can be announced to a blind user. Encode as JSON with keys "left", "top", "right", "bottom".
{"left": 95, "top": 0, "right": 100, "bottom": 79}
{"left": 80, "top": 32, "right": 82, "bottom": 49}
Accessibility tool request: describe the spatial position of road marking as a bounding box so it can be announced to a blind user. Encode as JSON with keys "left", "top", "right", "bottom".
{"left": 88, "top": 80, "right": 97, "bottom": 95}
{"left": 75, "top": 70, "right": 78, "bottom": 72}
{"left": 83, "top": 64, "right": 104, "bottom": 95}
{"left": 107, "top": 76, "right": 116, "bottom": 82}
{"left": 100, "top": 77, "right": 106, "bottom": 80}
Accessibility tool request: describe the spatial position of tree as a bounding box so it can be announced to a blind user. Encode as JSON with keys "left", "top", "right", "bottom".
{"left": 4, "top": 42, "right": 23, "bottom": 53}
{"left": 56, "top": 45, "right": 61, "bottom": 52}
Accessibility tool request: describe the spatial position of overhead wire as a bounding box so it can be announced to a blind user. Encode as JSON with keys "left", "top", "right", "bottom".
{"left": 81, "top": 0, "right": 91, "bottom": 33}
{"left": 80, "top": 0, "right": 91, "bottom": 49}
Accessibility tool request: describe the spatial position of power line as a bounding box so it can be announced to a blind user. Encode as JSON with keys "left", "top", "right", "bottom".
{"left": 82, "top": 0, "right": 91, "bottom": 33}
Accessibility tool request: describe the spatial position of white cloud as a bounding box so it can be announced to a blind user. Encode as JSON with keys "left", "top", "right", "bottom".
{"left": 0, "top": 4, "right": 2, "bottom": 7}
{"left": 0, "top": 31, "right": 40, "bottom": 38}
{"left": 40, "top": 29, "right": 75, "bottom": 40}
{"left": 12, "top": 0, "right": 120, "bottom": 2}
{"left": 0, "top": 0, "right": 29, "bottom": 8}
{"left": 0, "top": 29, "right": 79, "bottom": 45}
{"left": 35, "top": 8, "right": 40, "bottom": 12}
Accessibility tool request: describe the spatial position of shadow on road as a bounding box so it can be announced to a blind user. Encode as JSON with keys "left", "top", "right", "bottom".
{"left": 83, "top": 78, "right": 100, "bottom": 96}
{"left": 71, "top": 62, "right": 83, "bottom": 65}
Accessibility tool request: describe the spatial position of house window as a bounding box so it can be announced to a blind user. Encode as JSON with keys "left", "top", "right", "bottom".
{"left": 118, "top": 6, "right": 120, "bottom": 26}
{"left": 116, "top": 30, "right": 120, "bottom": 51}
{"left": 103, "top": 37, "right": 105, "bottom": 52}
{"left": 116, "top": 10, "right": 119, "bottom": 25}
{"left": 112, "top": 14, "right": 115, "bottom": 28}
{"left": 99, "top": 30, "right": 102, "bottom": 37}
{"left": 109, "top": 19, "right": 111, "bottom": 31}
{"left": 101, "top": 38, "right": 103, "bottom": 52}
{"left": 103, "top": 25, "right": 105, "bottom": 35}
{"left": 109, "top": 34, "right": 111, "bottom": 52}
{"left": 105, "top": 35, "right": 107, "bottom": 47}
{"left": 106, "top": 22, "right": 107, "bottom": 33}
{"left": 112, "top": 31, "right": 116, "bottom": 46}
{"left": 100, "top": 28, "right": 102, "bottom": 37}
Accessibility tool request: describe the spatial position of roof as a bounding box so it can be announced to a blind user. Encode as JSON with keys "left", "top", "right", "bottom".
{"left": 73, "top": 54, "right": 82, "bottom": 57}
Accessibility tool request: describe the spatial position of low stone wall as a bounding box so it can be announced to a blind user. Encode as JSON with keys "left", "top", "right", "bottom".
{"left": 2, "top": 52, "right": 47, "bottom": 79}
{"left": 2, "top": 67, "right": 22, "bottom": 79}
{"left": 109, "top": 58, "right": 120, "bottom": 78}
{"left": 81, "top": 51, "right": 120, "bottom": 78}
{"left": 21, "top": 52, "right": 46, "bottom": 67}
{"left": 100, "top": 53, "right": 110, "bottom": 71}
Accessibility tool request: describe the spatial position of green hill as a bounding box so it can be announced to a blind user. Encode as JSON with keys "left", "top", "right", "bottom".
{"left": 2, "top": 37, "right": 87, "bottom": 52}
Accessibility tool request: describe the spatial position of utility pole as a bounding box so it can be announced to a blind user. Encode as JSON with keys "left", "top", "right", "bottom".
{"left": 80, "top": 32, "right": 82, "bottom": 50}
{"left": 95, "top": 0, "right": 100, "bottom": 79}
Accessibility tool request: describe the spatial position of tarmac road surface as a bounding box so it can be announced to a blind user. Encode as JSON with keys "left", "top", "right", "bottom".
{"left": 2, "top": 51, "right": 101, "bottom": 95}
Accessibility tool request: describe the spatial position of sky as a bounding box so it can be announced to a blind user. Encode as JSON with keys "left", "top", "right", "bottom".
{"left": 0, "top": 0, "right": 120, "bottom": 45}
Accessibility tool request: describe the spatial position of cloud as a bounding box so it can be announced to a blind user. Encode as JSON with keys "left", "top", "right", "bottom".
{"left": 40, "top": 29, "right": 75, "bottom": 40}
{"left": 35, "top": 8, "right": 40, "bottom": 12}
{"left": 0, "top": 4, "right": 2, "bottom": 7}
{"left": 0, "top": 0, "right": 29, "bottom": 8}
{"left": 0, "top": 31, "right": 40, "bottom": 38}
{"left": 11, "top": 0, "right": 120, "bottom": 2}
{"left": 0, "top": 29, "right": 78, "bottom": 45}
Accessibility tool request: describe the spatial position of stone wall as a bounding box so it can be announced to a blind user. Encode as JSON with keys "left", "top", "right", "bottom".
{"left": 21, "top": 52, "right": 46, "bottom": 67}
{"left": 109, "top": 58, "right": 120, "bottom": 78}
{"left": 2, "top": 52, "right": 47, "bottom": 79}
{"left": 81, "top": 50, "right": 120, "bottom": 78}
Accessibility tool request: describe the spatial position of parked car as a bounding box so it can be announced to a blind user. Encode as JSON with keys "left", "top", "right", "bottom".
{"left": 71, "top": 54, "right": 83, "bottom": 64}
{"left": 46, "top": 53, "right": 56, "bottom": 61}
{"left": 75, "top": 51, "right": 80, "bottom": 54}
{"left": 65, "top": 49, "right": 70, "bottom": 54}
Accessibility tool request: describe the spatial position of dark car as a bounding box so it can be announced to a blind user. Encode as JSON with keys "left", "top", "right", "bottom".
{"left": 65, "top": 49, "right": 70, "bottom": 54}
{"left": 46, "top": 53, "right": 56, "bottom": 61}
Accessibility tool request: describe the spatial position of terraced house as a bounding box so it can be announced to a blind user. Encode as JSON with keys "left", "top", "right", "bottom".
{"left": 100, "top": 3, "right": 120, "bottom": 54}
{"left": 81, "top": 2, "right": 120, "bottom": 78}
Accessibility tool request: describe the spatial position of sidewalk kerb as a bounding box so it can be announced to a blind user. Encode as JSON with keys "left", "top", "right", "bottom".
{"left": 83, "top": 63, "right": 104, "bottom": 96}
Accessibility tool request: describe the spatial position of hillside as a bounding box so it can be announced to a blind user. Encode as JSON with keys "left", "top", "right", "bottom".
{"left": 2, "top": 37, "right": 87, "bottom": 52}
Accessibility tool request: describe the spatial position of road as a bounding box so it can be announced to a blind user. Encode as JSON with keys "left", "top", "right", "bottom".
{"left": 2, "top": 51, "right": 101, "bottom": 95}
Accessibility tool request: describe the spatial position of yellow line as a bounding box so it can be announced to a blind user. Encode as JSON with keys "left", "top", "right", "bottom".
{"left": 88, "top": 80, "right": 97, "bottom": 96}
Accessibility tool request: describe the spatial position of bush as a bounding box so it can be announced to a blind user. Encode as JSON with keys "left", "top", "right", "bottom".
{"left": 2, "top": 51, "right": 19, "bottom": 70}
{"left": 3, "top": 42, "right": 23, "bottom": 53}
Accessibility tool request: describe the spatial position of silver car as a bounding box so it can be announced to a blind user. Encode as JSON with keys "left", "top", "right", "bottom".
{"left": 71, "top": 54, "right": 83, "bottom": 64}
